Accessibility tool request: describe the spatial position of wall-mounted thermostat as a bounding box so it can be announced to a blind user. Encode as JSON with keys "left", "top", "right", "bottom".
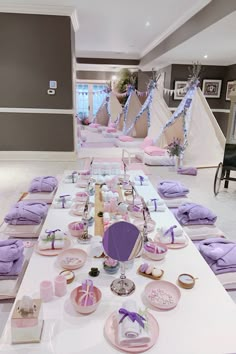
{"left": 47, "top": 89, "right": 56, "bottom": 95}
{"left": 49, "top": 80, "right": 57, "bottom": 89}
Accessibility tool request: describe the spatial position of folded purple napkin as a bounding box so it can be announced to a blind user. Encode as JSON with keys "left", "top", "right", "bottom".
{"left": 157, "top": 180, "right": 189, "bottom": 198}
{"left": 177, "top": 167, "right": 197, "bottom": 176}
{"left": 176, "top": 203, "right": 217, "bottom": 226}
{"left": 28, "top": 176, "right": 58, "bottom": 193}
{"left": 198, "top": 238, "right": 236, "bottom": 274}
{"left": 4, "top": 201, "right": 48, "bottom": 225}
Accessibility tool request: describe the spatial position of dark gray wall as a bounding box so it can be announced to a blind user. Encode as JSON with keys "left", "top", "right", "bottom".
{"left": 0, "top": 113, "right": 74, "bottom": 151}
{"left": 169, "top": 64, "right": 227, "bottom": 108}
{"left": 0, "top": 13, "right": 73, "bottom": 109}
{"left": 0, "top": 13, "right": 74, "bottom": 152}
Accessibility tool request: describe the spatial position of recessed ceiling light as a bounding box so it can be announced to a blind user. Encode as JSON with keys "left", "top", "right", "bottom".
{"left": 204, "top": 54, "right": 208, "bottom": 58}
{"left": 145, "top": 21, "right": 150, "bottom": 27}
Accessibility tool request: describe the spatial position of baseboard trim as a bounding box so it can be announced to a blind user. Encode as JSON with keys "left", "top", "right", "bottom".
{"left": 0, "top": 151, "right": 77, "bottom": 161}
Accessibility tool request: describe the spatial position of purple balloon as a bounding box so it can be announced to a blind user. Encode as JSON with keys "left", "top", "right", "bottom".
{"left": 103, "top": 221, "right": 142, "bottom": 262}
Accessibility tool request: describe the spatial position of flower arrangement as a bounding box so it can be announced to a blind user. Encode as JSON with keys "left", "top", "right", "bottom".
{"left": 167, "top": 138, "right": 184, "bottom": 157}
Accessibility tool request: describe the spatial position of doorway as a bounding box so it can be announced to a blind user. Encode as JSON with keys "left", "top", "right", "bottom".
{"left": 76, "top": 81, "right": 109, "bottom": 122}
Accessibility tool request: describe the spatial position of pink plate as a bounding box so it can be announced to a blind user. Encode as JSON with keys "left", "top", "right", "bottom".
{"left": 104, "top": 311, "right": 159, "bottom": 353}
{"left": 76, "top": 180, "right": 88, "bottom": 188}
{"left": 155, "top": 234, "right": 189, "bottom": 249}
{"left": 35, "top": 238, "right": 71, "bottom": 256}
{"left": 144, "top": 280, "right": 181, "bottom": 310}
{"left": 57, "top": 248, "right": 87, "bottom": 270}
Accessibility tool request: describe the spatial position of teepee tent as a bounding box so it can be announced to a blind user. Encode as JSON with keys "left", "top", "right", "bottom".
{"left": 123, "top": 89, "right": 148, "bottom": 138}
{"left": 124, "top": 73, "right": 172, "bottom": 141}
{"left": 147, "top": 73, "right": 172, "bottom": 141}
{"left": 109, "top": 92, "right": 123, "bottom": 123}
{"left": 95, "top": 91, "right": 123, "bottom": 126}
{"left": 96, "top": 95, "right": 110, "bottom": 126}
{"left": 154, "top": 84, "right": 225, "bottom": 168}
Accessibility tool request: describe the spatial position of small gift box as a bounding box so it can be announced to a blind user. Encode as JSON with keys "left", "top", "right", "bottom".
{"left": 11, "top": 296, "right": 44, "bottom": 344}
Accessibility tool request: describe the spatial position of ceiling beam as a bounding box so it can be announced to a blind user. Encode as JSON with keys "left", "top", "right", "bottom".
{"left": 140, "top": 0, "right": 236, "bottom": 67}
{"left": 76, "top": 57, "right": 140, "bottom": 66}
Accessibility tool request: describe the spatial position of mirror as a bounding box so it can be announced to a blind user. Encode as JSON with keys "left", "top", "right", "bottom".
{"left": 102, "top": 221, "right": 143, "bottom": 296}
{"left": 103, "top": 221, "right": 142, "bottom": 262}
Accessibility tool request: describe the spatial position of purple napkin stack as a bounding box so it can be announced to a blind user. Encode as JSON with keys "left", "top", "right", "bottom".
{"left": 175, "top": 202, "right": 217, "bottom": 226}
{"left": 177, "top": 167, "right": 197, "bottom": 176}
{"left": 4, "top": 201, "right": 48, "bottom": 225}
{"left": 0, "top": 239, "right": 24, "bottom": 276}
{"left": 198, "top": 238, "right": 236, "bottom": 274}
{"left": 157, "top": 180, "right": 189, "bottom": 198}
{"left": 28, "top": 176, "right": 58, "bottom": 193}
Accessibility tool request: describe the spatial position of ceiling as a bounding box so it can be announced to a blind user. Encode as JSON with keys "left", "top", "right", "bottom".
{"left": 149, "top": 10, "right": 236, "bottom": 70}
{"left": 0, "top": 0, "right": 210, "bottom": 59}
{"left": 1, "top": 0, "right": 236, "bottom": 70}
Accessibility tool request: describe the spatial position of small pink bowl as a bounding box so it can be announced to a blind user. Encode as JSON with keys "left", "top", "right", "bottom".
{"left": 70, "top": 286, "right": 102, "bottom": 314}
{"left": 68, "top": 221, "right": 85, "bottom": 237}
{"left": 71, "top": 203, "right": 91, "bottom": 216}
{"left": 143, "top": 241, "right": 168, "bottom": 260}
{"left": 134, "top": 219, "right": 156, "bottom": 232}
{"left": 75, "top": 192, "right": 89, "bottom": 202}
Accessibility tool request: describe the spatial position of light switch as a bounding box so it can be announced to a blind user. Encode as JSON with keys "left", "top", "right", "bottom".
{"left": 49, "top": 81, "right": 57, "bottom": 89}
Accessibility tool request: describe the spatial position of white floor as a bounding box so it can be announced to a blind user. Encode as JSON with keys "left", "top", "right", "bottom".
{"left": 1, "top": 138, "right": 236, "bottom": 335}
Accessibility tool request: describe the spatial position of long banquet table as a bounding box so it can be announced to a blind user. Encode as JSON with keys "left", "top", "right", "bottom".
{"left": 1, "top": 170, "right": 236, "bottom": 354}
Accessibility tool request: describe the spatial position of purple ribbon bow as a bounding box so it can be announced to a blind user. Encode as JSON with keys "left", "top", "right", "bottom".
{"left": 59, "top": 195, "right": 70, "bottom": 208}
{"left": 45, "top": 229, "right": 61, "bottom": 249}
{"left": 139, "top": 176, "right": 144, "bottom": 186}
{"left": 164, "top": 225, "right": 177, "bottom": 244}
{"left": 151, "top": 198, "right": 158, "bottom": 211}
{"left": 119, "top": 308, "right": 146, "bottom": 328}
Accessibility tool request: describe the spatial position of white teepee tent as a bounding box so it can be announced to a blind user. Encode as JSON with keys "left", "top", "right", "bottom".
{"left": 123, "top": 91, "right": 148, "bottom": 138}
{"left": 124, "top": 73, "right": 172, "bottom": 142}
{"left": 155, "top": 86, "right": 225, "bottom": 168}
{"left": 148, "top": 87, "right": 172, "bottom": 142}
{"left": 95, "top": 92, "right": 123, "bottom": 126}
{"left": 96, "top": 97, "right": 109, "bottom": 126}
{"left": 109, "top": 92, "right": 123, "bottom": 123}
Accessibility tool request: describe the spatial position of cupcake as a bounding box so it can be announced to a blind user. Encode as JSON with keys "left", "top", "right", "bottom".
{"left": 103, "top": 257, "right": 120, "bottom": 274}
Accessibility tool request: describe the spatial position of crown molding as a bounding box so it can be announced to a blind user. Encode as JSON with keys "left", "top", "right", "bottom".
{"left": 140, "top": 0, "right": 211, "bottom": 57}
{"left": 0, "top": 3, "right": 79, "bottom": 32}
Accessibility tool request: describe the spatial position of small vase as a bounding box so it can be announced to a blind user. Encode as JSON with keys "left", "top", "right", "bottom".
{"left": 174, "top": 156, "right": 182, "bottom": 170}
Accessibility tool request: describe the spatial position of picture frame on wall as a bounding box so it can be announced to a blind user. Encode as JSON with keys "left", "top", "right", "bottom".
{"left": 226, "top": 81, "right": 235, "bottom": 101}
{"left": 173, "top": 81, "right": 188, "bottom": 100}
{"left": 202, "top": 79, "right": 222, "bottom": 98}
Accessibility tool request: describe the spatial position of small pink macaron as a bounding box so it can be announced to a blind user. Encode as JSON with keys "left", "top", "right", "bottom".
{"left": 145, "top": 265, "right": 153, "bottom": 275}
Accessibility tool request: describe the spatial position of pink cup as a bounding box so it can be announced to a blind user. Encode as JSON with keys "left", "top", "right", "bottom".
{"left": 54, "top": 275, "right": 67, "bottom": 297}
{"left": 40, "top": 280, "right": 53, "bottom": 302}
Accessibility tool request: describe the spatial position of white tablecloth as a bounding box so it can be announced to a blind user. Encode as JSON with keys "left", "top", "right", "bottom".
{"left": 1, "top": 171, "right": 236, "bottom": 354}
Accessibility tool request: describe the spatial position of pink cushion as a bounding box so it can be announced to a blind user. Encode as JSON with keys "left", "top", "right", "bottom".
{"left": 106, "top": 127, "right": 117, "bottom": 133}
{"left": 108, "top": 123, "right": 116, "bottom": 128}
{"left": 144, "top": 146, "right": 166, "bottom": 156}
{"left": 140, "top": 137, "right": 153, "bottom": 149}
{"left": 119, "top": 135, "right": 134, "bottom": 142}
{"left": 90, "top": 123, "right": 100, "bottom": 128}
